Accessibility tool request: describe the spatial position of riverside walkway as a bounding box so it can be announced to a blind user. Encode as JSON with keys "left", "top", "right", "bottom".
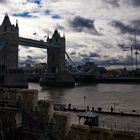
{"left": 54, "top": 104, "right": 140, "bottom": 133}
{"left": 54, "top": 104, "right": 140, "bottom": 117}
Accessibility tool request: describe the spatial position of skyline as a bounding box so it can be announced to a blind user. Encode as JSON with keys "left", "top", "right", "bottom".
{"left": 0, "top": 0, "right": 140, "bottom": 68}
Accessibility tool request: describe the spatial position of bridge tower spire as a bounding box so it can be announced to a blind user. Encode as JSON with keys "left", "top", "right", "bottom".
{"left": 16, "top": 19, "right": 19, "bottom": 29}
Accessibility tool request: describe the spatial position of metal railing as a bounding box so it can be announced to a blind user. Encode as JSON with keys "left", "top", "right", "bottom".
{"left": 54, "top": 104, "right": 140, "bottom": 133}
{"left": 99, "top": 121, "right": 140, "bottom": 133}
{"left": 60, "top": 104, "right": 140, "bottom": 116}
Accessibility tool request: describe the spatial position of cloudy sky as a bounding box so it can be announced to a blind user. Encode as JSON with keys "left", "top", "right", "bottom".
{"left": 0, "top": 0, "right": 140, "bottom": 68}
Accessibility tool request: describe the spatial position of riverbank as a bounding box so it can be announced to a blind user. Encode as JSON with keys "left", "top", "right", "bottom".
{"left": 0, "top": 88, "right": 140, "bottom": 140}
{"left": 75, "top": 77, "right": 140, "bottom": 84}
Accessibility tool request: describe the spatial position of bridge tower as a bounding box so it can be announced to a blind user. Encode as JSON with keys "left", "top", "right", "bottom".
{"left": 40, "top": 29, "right": 75, "bottom": 86}
{"left": 47, "top": 29, "right": 65, "bottom": 73}
{"left": 0, "top": 13, "right": 19, "bottom": 72}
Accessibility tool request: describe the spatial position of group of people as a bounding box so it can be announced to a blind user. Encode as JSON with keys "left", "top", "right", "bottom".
{"left": 68, "top": 103, "right": 114, "bottom": 113}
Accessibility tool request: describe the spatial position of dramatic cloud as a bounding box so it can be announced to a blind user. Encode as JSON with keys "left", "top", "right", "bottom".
{"left": 130, "top": 0, "right": 140, "bottom": 7}
{"left": 0, "top": 0, "right": 140, "bottom": 68}
{"left": 110, "top": 20, "right": 132, "bottom": 34}
{"left": 104, "top": 0, "right": 120, "bottom": 7}
{"left": 27, "top": 0, "right": 42, "bottom": 5}
{"left": 0, "top": 0, "right": 7, "bottom": 3}
{"left": 79, "top": 52, "right": 100, "bottom": 58}
{"left": 110, "top": 20, "right": 140, "bottom": 35}
{"left": 118, "top": 44, "right": 130, "bottom": 50}
{"left": 69, "top": 16, "right": 99, "bottom": 35}
{"left": 131, "top": 20, "right": 140, "bottom": 30}
{"left": 12, "top": 12, "right": 33, "bottom": 18}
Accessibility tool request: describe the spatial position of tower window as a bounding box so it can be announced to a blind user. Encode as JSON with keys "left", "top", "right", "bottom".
{"left": 56, "top": 38, "right": 58, "bottom": 43}
{"left": 4, "top": 26, "right": 7, "bottom": 31}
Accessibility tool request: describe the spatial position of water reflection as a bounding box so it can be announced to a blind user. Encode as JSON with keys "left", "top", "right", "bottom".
{"left": 42, "top": 88, "right": 67, "bottom": 104}
{"left": 29, "top": 83, "right": 140, "bottom": 110}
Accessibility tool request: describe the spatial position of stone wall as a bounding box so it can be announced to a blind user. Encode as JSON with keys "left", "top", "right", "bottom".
{"left": 0, "top": 88, "right": 43, "bottom": 140}
{"left": 49, "top": 111, "right": 71, "bottom": 140}
{"left": 35, "top": 100, "right": 140, "bottom": 140}
{"left": 0, "top": 109, "right": 20, "bottom": 139}
{"left": 21, "top": 89, "right": 38, "bottom": 112}
{"left": 66, "top": 124, "right": 140, "bottom": 140}
{"left": 0, "top": 88, "right": 38, "bottom": 112}
{"left": 35, "top": 100, "right": 71, "bottom": 140}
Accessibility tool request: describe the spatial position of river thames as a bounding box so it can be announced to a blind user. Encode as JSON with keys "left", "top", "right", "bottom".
{"left": 29, "top": 83, "right": 140, "bottom": 130}
{"left": 29, "top": 83, "right": 140, "bottom": 110}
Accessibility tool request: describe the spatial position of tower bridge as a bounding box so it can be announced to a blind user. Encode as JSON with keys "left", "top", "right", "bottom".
{"left": 0, "top": 14, "right": 75, "bottom": 87}
{"left": 0, "top": 14, "right": 64, "bottom": 72}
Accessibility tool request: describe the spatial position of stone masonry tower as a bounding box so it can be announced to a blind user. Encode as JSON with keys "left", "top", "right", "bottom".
{"left": 47, "top": 29, "right": 65, "bottom": 73}
{"left": 0, "top": 13, "right": 19, "bottom": 73}
{"left": 40, "top": 29, "right": 75, "bottom": 87}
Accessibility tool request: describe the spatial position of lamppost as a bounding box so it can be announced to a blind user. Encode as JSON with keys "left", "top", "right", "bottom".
{"left": 112, "top": 103, "right": 119, "bottom": 112}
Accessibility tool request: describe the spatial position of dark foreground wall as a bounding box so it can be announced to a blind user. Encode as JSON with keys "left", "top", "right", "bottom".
{"left": 67, "top": 124, "right": 140, "bottom": 140}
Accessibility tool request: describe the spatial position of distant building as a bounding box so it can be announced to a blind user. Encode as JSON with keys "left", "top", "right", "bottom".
{"left": 78, "top": 62, "right": 97, "bottom": 73}
{"left": 22, "top": 63, "right": 47, "bottom": 74}
{"left": 21, "top": 63, "right": 47, "bottom": 82}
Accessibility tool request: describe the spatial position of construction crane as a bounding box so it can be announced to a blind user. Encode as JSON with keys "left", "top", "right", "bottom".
{"left": 123, "top": 45, "right": 133, "bottom": 71}
{"left": 134, "top": 29, "right": 139, "bottom": 70}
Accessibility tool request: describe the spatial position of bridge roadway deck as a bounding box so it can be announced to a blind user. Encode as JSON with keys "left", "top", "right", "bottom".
{"left": 19, "top": 37, "right": 58, "bottom": 49}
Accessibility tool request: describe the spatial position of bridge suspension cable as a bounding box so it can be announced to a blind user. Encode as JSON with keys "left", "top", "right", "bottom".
{"left": 65, "top": 51, "right": 83, "bottom": 75}
{"left": 65, "top": 51, "right": 95, "bottom": 75}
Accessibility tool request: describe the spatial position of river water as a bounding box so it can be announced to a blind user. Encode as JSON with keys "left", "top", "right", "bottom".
{"left": 29, "top": 83, "right": 140, "bottom": 130}
{"left": 29, "top": 83, "right": 140, "bottom": 110}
